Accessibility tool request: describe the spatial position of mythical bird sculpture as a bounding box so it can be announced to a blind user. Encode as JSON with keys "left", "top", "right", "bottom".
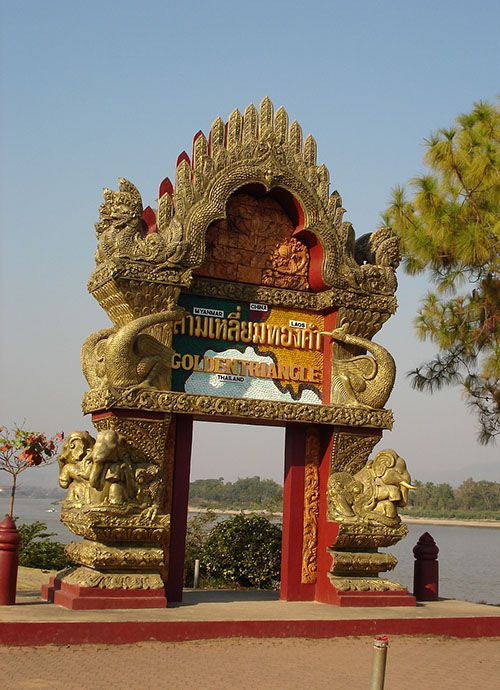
{"left": 322, "top": 324, "right": 396, "bottom": 409}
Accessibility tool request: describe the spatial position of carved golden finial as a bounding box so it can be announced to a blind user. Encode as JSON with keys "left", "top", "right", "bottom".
{"left": 274, "top": 106, "right": 289, "bottom": 144}
{"left": 226, "top": 108, "right": 243, "bottom": 150}
{"left": 288, "top": 119, "right": 302, "bottom": 154}
{"left": 210, "top": 116, "right": 225, "bottom": 157}
{"left": 174, "top": 154, "right": 194, "bottom": 216}
{"left": 192, "top": 131, "right": 208, "bottom": 172}
{"left": 242, "top": 103, "right": 258, "bottom": 144}
{"left": 317, "top": 163, "right": 330, "bottom": 204}
{"left": 303, "top": 134, "right": 317, "bottom": 167}
{"left": 259, "top": 96, "right": 274, "bottom": 138}
{"left": 327, "top": 190, "right": 345, "bottom": 225}
{"left": 175, "top": 154, "right": 191, "bottom": 192}
{"left": 157, "top": 178, "right": 173, "bottom": 234}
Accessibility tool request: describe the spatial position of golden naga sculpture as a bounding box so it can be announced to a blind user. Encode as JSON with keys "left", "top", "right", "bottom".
{"left": 327, "top": 449, "right": 416, "bottom": 528}
{"left": 94, "top": 177, "right": 189, "bottom": 267}
{"left": 322, "top": 324, "right": 396, "bottom": 409}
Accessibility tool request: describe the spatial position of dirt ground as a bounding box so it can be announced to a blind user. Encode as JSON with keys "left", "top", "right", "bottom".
{"left": 1, "top": 635, "right": 499, "bottom": 690}
{"left": 5, "top": 569, "right": 499, "bottom": 689}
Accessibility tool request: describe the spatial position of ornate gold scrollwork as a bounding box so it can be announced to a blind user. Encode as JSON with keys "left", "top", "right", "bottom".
{"left": 82, "top": 388, "right": 394, "bottom": 429}
{"left": 301, "top": 428, "right": 320, "bottom": 584}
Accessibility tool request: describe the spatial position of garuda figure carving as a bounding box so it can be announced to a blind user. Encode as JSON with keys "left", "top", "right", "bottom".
{"left": 327, "top": 449, "right": 416, "bottom": 527}
{"left": 322, "top": 324, "right": 396, "bottom": 409}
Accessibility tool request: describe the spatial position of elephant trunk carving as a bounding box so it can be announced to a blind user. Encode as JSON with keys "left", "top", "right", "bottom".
{"left": 322, "top": 324, "right": 396, "bottom": 409}
{"left": 81, "top": 305, "right": 185, "bottom": 392}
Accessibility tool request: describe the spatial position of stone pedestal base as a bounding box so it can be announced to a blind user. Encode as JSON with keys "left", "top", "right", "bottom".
{"left": 41, "top": 577, "right": 167, "bottom": 610}
{"left": 316, "top": 582, "right": 416, "bottom": 607}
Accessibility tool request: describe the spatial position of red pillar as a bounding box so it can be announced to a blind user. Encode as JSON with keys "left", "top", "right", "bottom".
{"left": 0, "top": 515, "right": 21, "bottom": 606}
{"left": 280, "top": 424, "right": 315, "bottom": 601}
{"left": 314, "top": 427, "right": 339, "bottom": 603}
{"left": 165, "top": 414, "right": 193, "bottom": 603}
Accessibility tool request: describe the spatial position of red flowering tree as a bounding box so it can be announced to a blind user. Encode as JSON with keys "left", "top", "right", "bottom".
{"left": 0, "top": 426, "right": 63, "bottom": 517}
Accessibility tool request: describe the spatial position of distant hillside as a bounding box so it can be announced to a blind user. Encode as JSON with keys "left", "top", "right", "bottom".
{"left": 0, "top": 486, "right": 65, "bottom": 499}
{"left": 189, "top": 476, "right": 283, "bottom": 511}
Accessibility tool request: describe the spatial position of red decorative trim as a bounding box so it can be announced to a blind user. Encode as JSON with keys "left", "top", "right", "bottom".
{"left": 2, "top": 615, "right": 499, "bottom": 646}
{"left": 41, "top": 580, "right": 167, "bottom": 610}
{"left": 159, "top": 176, "right": 173, "bottom": 198}
{"left": 91, "top": 409, "right": 167, "bottom": 422}
{"left": 176, "top": 151, "right": 191, "bottom": 168}
{"left": 142, "top": 206, "right": 157, "bottom": 236}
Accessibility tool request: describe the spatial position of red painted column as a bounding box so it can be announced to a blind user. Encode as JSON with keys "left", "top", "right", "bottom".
{"left": 314, "top": 427, "right": 339, "bottom": 603}
{"left": 165, "top": 414, "right": 194, "bottom": 603}
{"left": 280, "top": 424, "right": 315, "bottom": 601}
{"left": 0, "top": 515, "right": 22, "bottom": 605}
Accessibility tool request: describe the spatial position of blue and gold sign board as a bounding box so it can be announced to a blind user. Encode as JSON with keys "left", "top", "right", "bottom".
{"left": 172, "top": 294, "right": 325, "bottom": 404}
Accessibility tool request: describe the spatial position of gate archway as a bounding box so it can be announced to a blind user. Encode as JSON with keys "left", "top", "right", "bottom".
{"left": 51, "top": 99, "right": 415, "bottom": 609}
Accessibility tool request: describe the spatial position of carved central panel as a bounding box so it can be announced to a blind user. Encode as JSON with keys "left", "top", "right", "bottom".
{"left": 194, "top": 192, "right": 310, "bottom": 290}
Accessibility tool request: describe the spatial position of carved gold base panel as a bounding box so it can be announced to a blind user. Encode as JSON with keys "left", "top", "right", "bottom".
{"left": 65, "top": 540, "right": 164, "bottom": 572}
{"left": 59, "top": 566, "right": 164, "bottom": 590}
{"left": 327, "top": 548, "right": 398, "bottom": 576}
{"left": 61, "top": 507, "right": 170, "bottom": 544}
{"left": 327, "top": 574, "right": 407, "bottom": 592}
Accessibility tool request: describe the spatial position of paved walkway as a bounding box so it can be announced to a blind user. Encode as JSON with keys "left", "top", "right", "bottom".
{"left": 1, "top": 635, "right": 499, "bottom": 689}
{"left": 1, "top": 570, "right": 499, "bottom": 688}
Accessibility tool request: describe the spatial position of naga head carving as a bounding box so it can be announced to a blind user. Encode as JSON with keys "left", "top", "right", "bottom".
{"left": 95, "top": 178, "right": 143, "bottom": 235}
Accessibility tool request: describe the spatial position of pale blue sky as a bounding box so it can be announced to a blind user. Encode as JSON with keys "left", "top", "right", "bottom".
{"left": 1, "top": 0, "right": 499, "bottom": 488}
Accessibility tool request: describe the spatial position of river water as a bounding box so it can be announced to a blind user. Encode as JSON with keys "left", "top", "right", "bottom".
{"left": 2, "top": 497, "right": 499, "bottom": 605}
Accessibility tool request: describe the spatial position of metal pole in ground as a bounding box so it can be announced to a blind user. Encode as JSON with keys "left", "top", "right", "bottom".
{"left": 193, "top": 559, "right": 200, "bottom": 589}
{"left": 370, "top": 635, "right": 389, "bottom": 690}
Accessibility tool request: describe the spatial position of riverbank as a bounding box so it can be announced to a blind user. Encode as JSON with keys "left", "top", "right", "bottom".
{"left": 188, "top": 506, "right": 283, "bottom": 516}
{"left": 402, "top": 516, "right": 500, "bottom": 528}
{"left": 188, "top": 506, "right": 500, "bottom": 528}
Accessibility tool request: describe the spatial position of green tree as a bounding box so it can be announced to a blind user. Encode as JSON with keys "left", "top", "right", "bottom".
{"left": 17, "top": 521, "right": 70, "bottom": 570}
{"left": 384, "top": 100, "right": 500, "bottom": 444}
{"left": 183, "top": 511, "right": 215, "bottom": 586}
{"left": 201, "top": 514, "right": 282, "bottom": 589}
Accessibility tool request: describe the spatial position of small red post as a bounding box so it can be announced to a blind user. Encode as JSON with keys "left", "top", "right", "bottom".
{"left": 0, "top": 515, "right": 22, "bottom": 605}
{"left": 413, "top": 531, "right": 439, "bottom": 601}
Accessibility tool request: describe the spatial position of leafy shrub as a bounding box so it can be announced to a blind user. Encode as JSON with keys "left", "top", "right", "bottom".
{"left": 17, "top": 521, "right": 70, "bottom": 570}
{"left": 201, "top": 514, "right": 282, "bottom": 589}
{"left": 183, "top": 511, "right": 215, "bottom": 586}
